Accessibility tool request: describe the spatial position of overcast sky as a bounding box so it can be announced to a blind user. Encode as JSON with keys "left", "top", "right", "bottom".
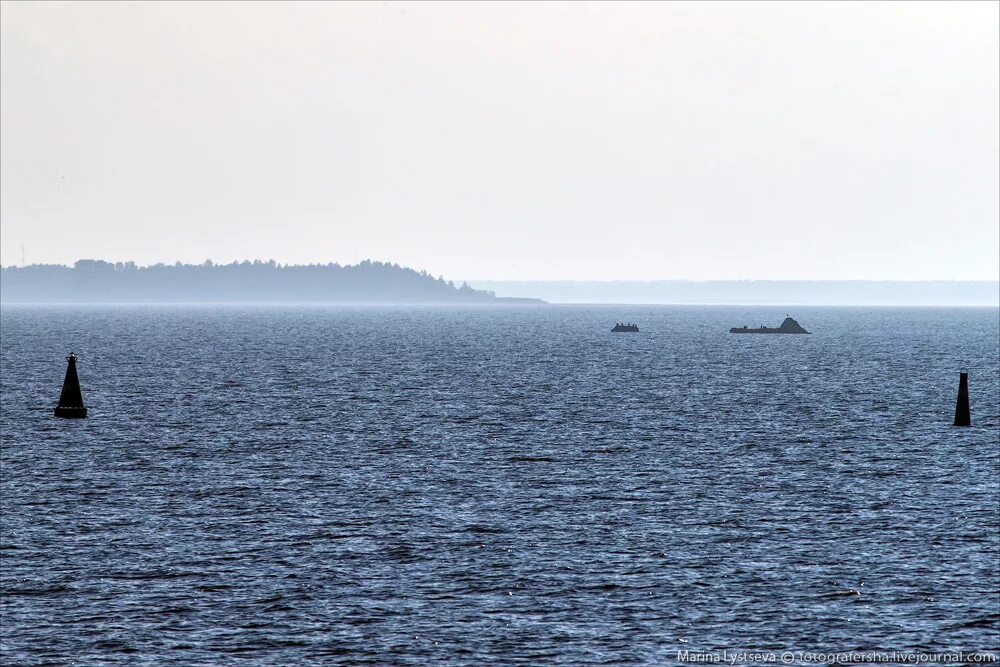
{"left": 1, "top": 1, "right": 997, "bottom": 280}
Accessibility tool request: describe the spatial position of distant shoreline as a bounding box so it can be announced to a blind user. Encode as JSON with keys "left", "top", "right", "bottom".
{"left": 465, "top": 280, "right": 1000, "bottom": 307}
{"left": 2, "top": 261, "right": 996, "bottom": 306}
{"left": 0, "top": 299, "right": 547, "bottom": 307}
{"left": 4, "top": 300, "right": 998, "bottom": 308}
{"left": 0, "top": 259, "right": 546, "bottom": 305}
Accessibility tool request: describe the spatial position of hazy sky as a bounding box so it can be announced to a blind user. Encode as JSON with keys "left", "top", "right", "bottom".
{"left": 1, "top": 1, "right": 997, "bottom": 280}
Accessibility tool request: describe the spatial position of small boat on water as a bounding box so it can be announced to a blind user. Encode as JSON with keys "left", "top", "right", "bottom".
{"left": 730, "top": 316, "right": 809, "bottom": 334}
{"left": 612, "top": 323, "right": 639, "bottom": 332}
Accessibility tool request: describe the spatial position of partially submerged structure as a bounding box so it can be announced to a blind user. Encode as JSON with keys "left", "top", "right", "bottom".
{"left": 730, "top": 317, "right": 810, "bottom": 334}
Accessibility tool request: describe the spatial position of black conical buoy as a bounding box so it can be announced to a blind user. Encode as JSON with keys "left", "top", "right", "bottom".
{"left": 54, "top": 353, "right": 87, "bottom": 419}
{"left": 953, "top": 372, "right": 970, "bottom": 427}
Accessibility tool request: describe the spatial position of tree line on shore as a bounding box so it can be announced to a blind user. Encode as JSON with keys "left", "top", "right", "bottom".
{"left": 0, "top": 259, "right": 507, "bottom": 303}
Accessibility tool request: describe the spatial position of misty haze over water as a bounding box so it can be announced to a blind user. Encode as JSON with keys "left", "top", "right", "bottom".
{"left": 1, "top": 260, "right": 996, "bottom": 306}
{"left": 468, "top": 280, "right": 1000, "bottom": 306}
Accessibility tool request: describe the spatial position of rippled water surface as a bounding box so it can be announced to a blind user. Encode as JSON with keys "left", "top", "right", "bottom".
{"left": 2, "top": 306, "right": 998, "bottom": 665}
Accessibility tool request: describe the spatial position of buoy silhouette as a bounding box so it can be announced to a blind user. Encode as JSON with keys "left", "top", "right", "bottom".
{"left": 953, "top": 372, "right": 970, "bottom": 427}
{"left": 54, "top": 352, "right": 87, "bottom": 419}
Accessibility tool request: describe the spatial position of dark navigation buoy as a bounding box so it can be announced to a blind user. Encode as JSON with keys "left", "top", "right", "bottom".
{"left": 953, "top": 372, "right": 970, "bottom": 427}
{"left": 54, "top": 352, "right": 87, "bottom": 419}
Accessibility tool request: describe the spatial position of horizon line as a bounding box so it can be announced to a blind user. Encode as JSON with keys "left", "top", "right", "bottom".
{"left": 465, "top": 278, "right": 1000, "bottom": 284}
{"left": 2, "top": 260, "right": 996, "bottom": 284}
{"left": 2, "top": 301, "right": 997, "bottom": 308}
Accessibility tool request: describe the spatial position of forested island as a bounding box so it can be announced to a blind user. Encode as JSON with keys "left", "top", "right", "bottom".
{"left": 0, "top": 259, "right": 543, "bottom": 304}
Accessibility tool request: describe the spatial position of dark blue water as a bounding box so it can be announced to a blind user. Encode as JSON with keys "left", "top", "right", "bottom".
{"left": 2, "top": 306, "right": 998, "bottom": 665}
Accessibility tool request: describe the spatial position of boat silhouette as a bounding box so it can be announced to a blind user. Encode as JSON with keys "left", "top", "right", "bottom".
{"left": 612, "top": 323, "right": 639, "bottom": 332}
{"left": 730, "top": 316, "right": 809, "bottom": 334}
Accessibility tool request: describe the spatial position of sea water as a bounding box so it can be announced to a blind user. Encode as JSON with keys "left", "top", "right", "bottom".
{"left": 1, "top": 305, "right": 998, "bottom": 664}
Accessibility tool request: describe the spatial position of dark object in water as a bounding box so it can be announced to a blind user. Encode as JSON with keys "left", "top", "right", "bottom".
{"left": 54, "top": 353, "right": 87, "bottom": 419}
{"left": 730, "top": 317, "right": 809, "bottom": 334}
{"left": 818, "top": 589, "right": 862, "bottom": 599}
{"left": 954, "top": 372, "right": 970, "bottom": 427}
{"left": 612, "top": 323, "right": 639, "bottom": 332}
